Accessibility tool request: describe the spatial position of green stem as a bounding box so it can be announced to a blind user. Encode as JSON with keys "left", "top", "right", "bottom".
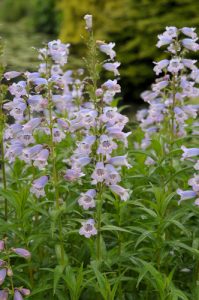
{"left": 117, "top": 200, "right": 123, "bottom": 300}
{"left": 47, "top": 85, "right": 65, "bottom": 265}
{"left": 1, "top": 139, "right": 7, "bottom": 220}
{"left": 0, "top": 83, "right": 7, "bottom": 221}
{"left": 96, "top": 183, "right": 103, "bottom": 261}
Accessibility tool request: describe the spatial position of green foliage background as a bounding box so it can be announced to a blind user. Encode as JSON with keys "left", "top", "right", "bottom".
{"left": 1, "top": 0, "right": 199, "bottom": 102}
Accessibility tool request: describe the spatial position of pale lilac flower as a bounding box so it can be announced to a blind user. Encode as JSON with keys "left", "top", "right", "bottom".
{"left": 19, "top": 132, "right": 35, "bottom": 146}
{"left": 181, "top": 27, "right": 197, "bottom": 39}
{"left": 30, "top": 176, "right": 48, "bottom": 198}
{"left": 64, "top": 169, "right": 85, "bottom": 181}
{"left": 10, "top": 102, "right": 26, "bottom": 121}
{"left": 71, "top": 156, "right": 91, "bottom": 169}
{"left": 0, "top": 269, "right": 7, "bottom": 285}
{"left": 14, "top": 290, "right": 23, "bottom": 300}
{"left": 28, "top": 95, "right": 46, "bottom": 112}
{"left": 51, "top": 64, "right": 63, "bottom": 75}
{"left": 57, "top": 119, "right": 70, "bottom": 131}
{"left": 174, "top": 107, "right": 188, "bottom": 123}
{"left": 107, "top": 155, "right": 131, "bottom": 169}
{"left": 109, "top": 185, "right": 130, "bottom": 201}
{"left": 181, "top": 146, "right": 199, "bottom": 160}
{"left": 182, "top": 59, "right": 197, "bottom": 70}
{"left": 114, "top": 113, "right": 129, "bottom": 129}
{"left": 153, "top": 59, "right": 169, "bottom": 75}
{"left": 4, "top": 124, "right": 22, "bottom": 140}
{"left": 99, "top": 42, "right": 116, "bottom": 60}
{"left": 4, "top": 71, "right": 21, "bottom": 80}
{"left": 48, "top": 40, "right": 70, "bottom": 66}
{"left": 100, "top": 107, "right": 118, "bottom": 126}
{"left": 105, "top": 164, "right": 121, "bottom": 185}
{"left": 102, "top": 79, "right": 121, "bottom": 93}
{"left": 75, "top": 136, "right": 96, "bottom": 155}
{"left": 31, "top": 77, "right": 47, "bottom": 87}
{"left": 156, "top": 34, "right": 173, "bottom": 47}
{"left": 84, "top": 14, "right": 92, "bottom": 30}
{"left": 103, "top": 62, "right": 120, "bottom": 76}
{"left": 53, "top": 128, "right": 66, "bottom": 143}
{"left": 188, "top": 175, "right": 199, "bottom": 192}
{"left": 21, "top": 144, "right": 43, "bottom": 163}
{"left": 96, "top": 88, "right": 103, "bottom": 97}
{"left": 182, "top": 39, "right": 199, "bottom": 51}
{"left": 33, "top": 149, "right": 49, "bottom": 170}
{"left": 78, "top": 189, "right": 96, "bottom": 210}
{"left": 140, "top": 90, "right": 158, "bottom": 103}
{"left": 9, "top": 81, "right": 27, "bottom": 97}
{"left": 152, "top": 79, "right": 169, "bottom": 92}
{"left": 145, "top": 157, "right": 155, "bottom": 166}
{"left": 141, "top": 137, "right": 151, "bottom": 150}
{"left": 23, "top": 118, "right": 41, "bottom": 133}
{"left": 4, "top": 142, "right": 24, "bottom": 163}
{"left": 25, "top": 71, "right": 40, "bottom": 81}
{"left": 97, "top": 135, "right": 117, "bottom": 157}
{"left": 168, "top": 58, "right": 184, "bottom": 73}
{"left": 177, "top": 189, "right": 197, "bottom": 204}
{"left": 91, "top": 162, "right": 107, "bottom": 184}
{"left": 136, "top": 109, "right": 148, "bottom": 121}
{"left": 183, "top": 105, "right": 198, "bottom": 119}
{"left": 164, "top": 26, "right": 178, "bottom": 37}
{"left": 103, "top": 91, "right": 115, "bottom": 104}
{"left": 79, "top": 219, "right": 97, "bottom": 238}
{"left": 106, "top": 128, "right": 131, "bottom": 147}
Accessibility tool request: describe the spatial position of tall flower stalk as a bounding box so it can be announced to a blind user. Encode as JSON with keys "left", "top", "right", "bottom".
{"left": 0, "top": 39, "right": 8, "bottom": 221}
{"left": 65, "top": 15, "right": 131, "bottom": 263}
{"left": 137, "top": 26, "right": 199, "bottom": 154}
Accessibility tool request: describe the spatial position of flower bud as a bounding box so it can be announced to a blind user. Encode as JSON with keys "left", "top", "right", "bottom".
{"left": 19, "top": 288, "right": 31, "bottom": 296}
{"left": 84, "top": 14, "right": 92, "bottom": 31}
{"left": 0, "top": 241, "right": 5, "bottom": 251}
{"left": 0, "top": 289, "right": 8, "bottom": 300}
{"left": 12, "top": 248, "right": 31, "bottom": 259}
{"left": 0, "top": 260, "right": 6, "bottom": 267}
{"left": 0, "top": 269, "right": 7, "bottom": 285}
{"left": 7, "top": 268, "right": 13, "bottom": 277}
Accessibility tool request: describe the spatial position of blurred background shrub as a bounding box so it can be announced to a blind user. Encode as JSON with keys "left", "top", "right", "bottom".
{"left": 0, "top": 0, "right": 199, "bottom": 104}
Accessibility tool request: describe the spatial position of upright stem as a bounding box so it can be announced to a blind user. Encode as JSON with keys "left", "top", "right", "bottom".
{"left": 0, "top": 82, "right": 7, "bottom": 221}
{"left": 47, "top": 85, "right": 65, "bottom": 264}
{"left": 117, "top": 200, "right": 123, "bottom": 300}
{"left": 96, "top": 183, "right": 103, "bottom": 261}
{"left": 1, "top": 140, "right": 7, "bottom": 220}
{"left": 169, "top": 74, "right": 176, "bottom": 189}
{"left": 170, "top": 74, "right": 176, "bottom": 150}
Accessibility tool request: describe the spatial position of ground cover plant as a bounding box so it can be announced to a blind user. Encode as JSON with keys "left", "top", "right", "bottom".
{"left": 0, "top": 16, "right": 199, "bottom": 300}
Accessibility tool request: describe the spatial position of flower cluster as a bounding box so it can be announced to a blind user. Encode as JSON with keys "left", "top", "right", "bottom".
{"left": 177, "top": 146, "right": 199, "bottom": 205}
{"left": 64, "top": 15, "right": 131, "bottom": 238}
{"left": 137, "top": 26, "right": 199, "bottom": 149}
{"left": 0, "top": 239, "right": 31, "bottom": 299}
{"left": 3, "top": 40, "right": 75, "bottom": 199}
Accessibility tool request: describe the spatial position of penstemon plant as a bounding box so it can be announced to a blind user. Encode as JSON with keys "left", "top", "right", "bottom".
{"left": 0, "top": 17, "right": 199, "bottom": 300}
{"left": 64, "top": 15, "right": 131, "bottom": 262}
{"left": 0, "top": 239, "right": 31, "bottom": 300}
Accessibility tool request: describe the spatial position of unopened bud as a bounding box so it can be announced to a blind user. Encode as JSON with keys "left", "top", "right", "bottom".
{"left": 84, "top": 14, "right": 92, "bottom": 31}
{"left": 12, "top": 248, "right": 31, "bottom": 259}
{"left": 0, "top": 241, "right": 5, "bottom": 251}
